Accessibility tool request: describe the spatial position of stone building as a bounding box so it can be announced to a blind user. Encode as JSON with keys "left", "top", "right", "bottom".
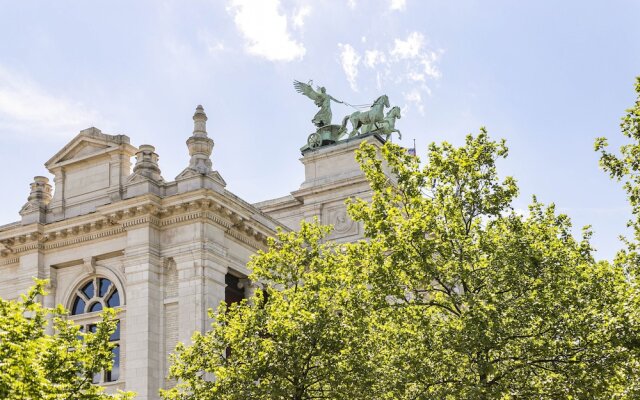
{"left": 0, "top": 106, "right": 387, "bottom": 399}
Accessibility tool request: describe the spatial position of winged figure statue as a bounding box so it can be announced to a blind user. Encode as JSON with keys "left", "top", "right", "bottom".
{"left": 293, "top": 80, "right": 343, "bottom": 127}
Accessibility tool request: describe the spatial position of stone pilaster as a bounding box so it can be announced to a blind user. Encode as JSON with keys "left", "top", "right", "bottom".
{"left": 48, "top": 168, "right": 65, "bottom": 220}
{"left": 123, "top": 223, "right": 163, "bottom": 400}
{"left": 175, "top": 246, "right": 226, "bottom": 346}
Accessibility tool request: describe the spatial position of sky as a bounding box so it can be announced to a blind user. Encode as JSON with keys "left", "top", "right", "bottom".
{"left": 0, "top": 0, "right": 639, "bottom": 260}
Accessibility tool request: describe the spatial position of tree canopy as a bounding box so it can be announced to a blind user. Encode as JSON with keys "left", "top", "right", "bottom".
{"left": 595, "top": 76, "right": 640, "bottom": 398}
{"left": 163, "top": 80, "right": 640, "bottom": 399}
{"left": 0, "top": 280, "right": 133, "bottom": 400}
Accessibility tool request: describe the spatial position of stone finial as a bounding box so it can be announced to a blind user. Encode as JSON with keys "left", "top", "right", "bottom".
{"left": 20, "top": 176, "right": 52, "bottom": 220}
{"left": 27, "top": 176, "right": 52, "bottom": 207}
{"left": 185, "top": 105, "right": 214, "bottom": 174}
{"left": 193, "top": 105, "right": 208, "bottom": 137}
{"left": 132, "top": 144, "right": 163, "bottom": 181}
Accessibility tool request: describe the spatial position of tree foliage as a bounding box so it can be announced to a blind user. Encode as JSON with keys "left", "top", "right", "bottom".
{"left": 595, "top": 76, "right": 640, "bottom": 397}
{"left": 0, "top": 280, "right": 133, "bottom": 400}
{"left": 162, "top": 223, "right": 377, "bottom": 400}
{"left": 350, "top": 131, "right": 631, "bottom": 398}
{"left": 166, "top": 101, "right": 640, "bottom": 398}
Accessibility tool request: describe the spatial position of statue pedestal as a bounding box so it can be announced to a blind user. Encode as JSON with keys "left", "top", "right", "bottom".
{"left": 256, "top": 134, "right": 391, "bottom": 243}
{"left": 298, "top": 134, "right": 384, "bottom": 191}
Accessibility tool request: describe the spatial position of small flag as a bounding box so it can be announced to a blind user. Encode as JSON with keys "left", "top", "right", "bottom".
{"left": 406, "top": 139, "right": 417, "bottom": 157}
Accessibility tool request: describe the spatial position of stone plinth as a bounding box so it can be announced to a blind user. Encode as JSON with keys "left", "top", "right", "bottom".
{"left": 256, "top": 134, "right": 390, "bottom": 243}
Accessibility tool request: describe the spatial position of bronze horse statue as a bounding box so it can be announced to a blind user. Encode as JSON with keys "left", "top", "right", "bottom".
{"left": 341, "top": 95, "right": 390, "bottom": 137}
{"left": 360, "top": 106, "right": 402, "bottom": 141}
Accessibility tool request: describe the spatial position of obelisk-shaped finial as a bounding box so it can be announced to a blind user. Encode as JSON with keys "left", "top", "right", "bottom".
{"left": 185, "top": 105, "right": 214, "bottom": 174}
{"left": 193, "top": 104, "right": 208, "bottom": 137}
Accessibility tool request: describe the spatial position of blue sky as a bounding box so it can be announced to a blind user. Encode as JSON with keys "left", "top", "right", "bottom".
{"left": 0, "top": 0, "right": 639, "bottom": 260}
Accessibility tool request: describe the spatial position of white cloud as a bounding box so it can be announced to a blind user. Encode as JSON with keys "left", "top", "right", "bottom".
{"left": 407, "top": 71, "right": 425, "bottom": 82}
{"left": 420, "top": 52, "right": 442, "bottom": 79}
{"left": 404, "top": 89, "right": 424, "bottom": 115}
{"left": 347, "top": 0, "right": 357, "bottom": 10}
{"left": 364, "top": 50, "right": 386, "bottom": 68}
{"left": 292, "top": 5, "right": 311, "bottom": 29}
{"left": 227, "top": 0, "right": 305, "bottom": 62}
{"left": 337, "top": 31, "right": 442, "bottom": 112}
{"left": 338, "top": 43, "right": 361, "bottom": 91}
{"left": 0, "top": 66, "right": 101, "bottom": 138}
{"left": 390, "top": 32, "right": 442, "bottom": 82}
{"left": 391, "top": 32, "right": 424, "bottom": 59}
{"left": 389, "top": 0, "right": 406, "bottom": 11}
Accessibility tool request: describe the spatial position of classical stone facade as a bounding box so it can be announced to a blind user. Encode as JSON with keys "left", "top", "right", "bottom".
{"left": 0, "top": 106, "right": 387, "bottom": 400}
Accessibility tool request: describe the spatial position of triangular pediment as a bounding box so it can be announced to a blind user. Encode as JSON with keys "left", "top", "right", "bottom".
{"left": 59, "top": 141, "right": 110, "bottom": 162}
{"left": 45, "top": 127, "right": 135, "bottom": 169}
{"left": 175, "top": 168, "right": 227, "bottom": 187}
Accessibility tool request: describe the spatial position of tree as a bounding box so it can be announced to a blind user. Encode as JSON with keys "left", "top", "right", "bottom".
{"left": 0, "top": 280, "right": 133, "bottom": 400}
{"left": 595, "top": 76, "right": 640, "bottom": 397}
{"left": 350, "top": 131, "right": 632, "bottom": 398}
{"left": 167, "top": 131, "right": 634, "bottom": 399}
{"left": 162, "top": 223, "right": 378, "bottom": 400}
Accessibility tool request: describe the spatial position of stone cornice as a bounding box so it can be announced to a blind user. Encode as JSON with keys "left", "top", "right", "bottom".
{"left": 291, "top": 174, "right": 370, "bottom": 201}
{"left": 0, "top": 256, "right": 19, "bottom": 266}
{"left": 0, "top": 190, "right": 275, "bottom": 258}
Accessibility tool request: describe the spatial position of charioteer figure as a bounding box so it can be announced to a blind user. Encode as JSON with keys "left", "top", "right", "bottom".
{"left": 293, "top": 80, "right": 343, "bottom": 127}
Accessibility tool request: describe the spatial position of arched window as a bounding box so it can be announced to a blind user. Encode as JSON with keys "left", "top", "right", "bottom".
{"left": 70, "top": 277, "right": 122, "bottom": 383}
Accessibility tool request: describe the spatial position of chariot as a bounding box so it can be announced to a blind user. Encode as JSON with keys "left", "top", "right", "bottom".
{"left": 302, "top": 124, "right": 346, "bottom": 151}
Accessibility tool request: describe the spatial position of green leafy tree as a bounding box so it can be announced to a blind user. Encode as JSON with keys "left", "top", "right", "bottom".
{"left": 0, "top": 280, "right": 134, "bottom": 400}
{"left": 167, "top": 129, "right": 634, "bottom": 399}
{"left": 595, "top": 76, "right": 640, "bottom": 397}
{"left": 350, "top": 132, "right": 632, "bottom": 398}
{"left": 162, "top": 222, "right": 377, "bottom": 400}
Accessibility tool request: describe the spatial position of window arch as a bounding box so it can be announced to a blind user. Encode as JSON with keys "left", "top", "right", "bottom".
{"left": 71, "top": 277, "right": 120, "bottom": 315}
{"left": 70, "top": 276, "right": 122, "bottom": 383}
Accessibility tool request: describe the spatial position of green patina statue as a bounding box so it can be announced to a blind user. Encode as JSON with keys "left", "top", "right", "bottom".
{"left": 360, "top": 106, "right": 402, "bottom": 141}
{"left": 293, "top": 80, "right": 343, "bottom": 127}
{"left": 294, "top": 80, "right": 403, "bottom": 151}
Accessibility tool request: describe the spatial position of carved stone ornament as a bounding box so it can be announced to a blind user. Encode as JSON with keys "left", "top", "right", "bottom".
{"left": 132, "top": 145, "right": 163, "bottom": 181}
{"left": 185, "top": 105, "right": 214, "bottom": 174}
{"left": 19, "top": 176, "right": 52, "bottom": 216}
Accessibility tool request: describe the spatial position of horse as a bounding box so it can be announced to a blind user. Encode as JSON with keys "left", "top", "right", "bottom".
{"left": 341, "top": 95, "right": 390, "bottom": 137}
{"left": 361, "top": 106, "right": 402, "bottom": 141}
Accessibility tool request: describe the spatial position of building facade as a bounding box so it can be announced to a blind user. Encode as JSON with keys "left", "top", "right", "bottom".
{"left": 0, "top": 106, "right": 387, "bottom": 399}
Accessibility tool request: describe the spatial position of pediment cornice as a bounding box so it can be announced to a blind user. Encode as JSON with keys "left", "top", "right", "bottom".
{"left": 45, "top": 128, "right": 137, "bottom": 170}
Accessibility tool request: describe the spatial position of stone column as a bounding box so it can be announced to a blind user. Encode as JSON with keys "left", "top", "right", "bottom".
{"left": 43, "top": 268, "right": 57, "bottom": 335}
{"left": 175, "top": 251, "right": 206, "bottom": 346}
{"left": 175, "top": 242, "right": 226, "bottom": 345}
{"left": 108, "top": 151, "right": 133, "bottom": 203}
{"left": 123, "top": 223, "right": 163, "bottom": 400}
{"left": 49, "top": 169, "right": 66, "bottom": 220}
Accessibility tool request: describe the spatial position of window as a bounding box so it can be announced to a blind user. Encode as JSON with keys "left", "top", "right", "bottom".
{"left": 70, "top": 277, "right": 122, "bottom": 383}
{"left": 224, "top": 273, "right": 246, "bottom": 359}
{"left": 225, "top": 273, "right": 245, "bottom": 305}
